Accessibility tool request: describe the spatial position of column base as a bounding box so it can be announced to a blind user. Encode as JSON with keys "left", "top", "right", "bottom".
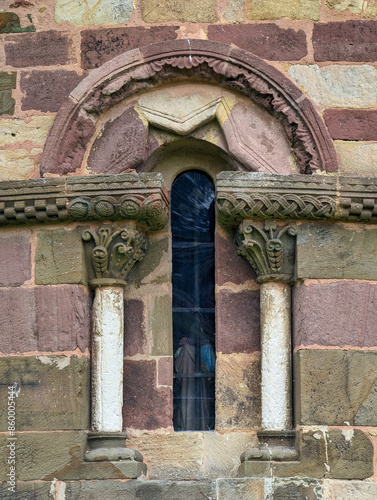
{"left": 241, "top": 430, "right": 298, "bottom": 463}
{"left": 84, "top": 432, "right": 147, "bottom": 478}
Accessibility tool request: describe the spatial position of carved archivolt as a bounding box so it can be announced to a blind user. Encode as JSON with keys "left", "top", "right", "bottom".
{"left": 41, "top": 40, "right": 337, "bottom": 177}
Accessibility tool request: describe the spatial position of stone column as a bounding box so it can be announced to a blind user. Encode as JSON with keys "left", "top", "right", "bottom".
{"left": 82, "top": 224, "right": 147, "bottom": 474}
{"left": 236, "top": 220, "right": 297, "bottom": 462}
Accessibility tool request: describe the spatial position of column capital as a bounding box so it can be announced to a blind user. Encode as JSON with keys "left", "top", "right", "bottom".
{"left": 82, "top": 224, "right": 147, "bottom": 288}
{"left": 235, "top": 220, "right": 296, "bottom": 284}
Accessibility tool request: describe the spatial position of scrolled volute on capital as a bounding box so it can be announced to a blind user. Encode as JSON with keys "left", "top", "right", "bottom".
{"left": 82, "top": 224, "right": 147, "bottom": 287}
{"left": 236, "top": 220, "right": 297, "bottom": 284}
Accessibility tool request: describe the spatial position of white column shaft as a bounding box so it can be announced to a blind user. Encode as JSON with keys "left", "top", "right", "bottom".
{"left": 260, "top": 281, "right": 292, "bottom": 430}
{"left": 92, "top": 286, "right": 124, "bottom": 432}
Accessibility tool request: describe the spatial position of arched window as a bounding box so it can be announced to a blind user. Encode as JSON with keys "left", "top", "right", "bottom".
{"left": 171, "top": 170, "right": 216, "bottom": 431}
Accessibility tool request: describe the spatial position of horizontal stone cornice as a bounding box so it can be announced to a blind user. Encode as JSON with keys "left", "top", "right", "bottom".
{"left": 216, "top": 172, "right": 377, "bottom": 227}
{"left": 0, "top": 173, "right": 169, "bottom": 230}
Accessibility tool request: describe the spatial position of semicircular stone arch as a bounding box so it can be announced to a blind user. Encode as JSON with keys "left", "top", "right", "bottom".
{"left": 41, "top": 39, "right": 338, "bottom": 177}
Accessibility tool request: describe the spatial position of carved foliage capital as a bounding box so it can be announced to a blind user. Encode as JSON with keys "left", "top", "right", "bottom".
{"left": 82, "top": 225, "right": 147, "bottom": 287}
{"left": 236, "top": 220, "right": 296, "bottom": 284}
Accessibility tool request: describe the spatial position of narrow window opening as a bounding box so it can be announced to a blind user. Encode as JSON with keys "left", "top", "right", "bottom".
{"left": 172, "top": 170, "right": 216, "bottom": 431}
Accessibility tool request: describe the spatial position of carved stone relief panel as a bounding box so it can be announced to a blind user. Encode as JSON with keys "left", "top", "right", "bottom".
{"left": 86, "top": 83, "right": 298, "bottom": 176}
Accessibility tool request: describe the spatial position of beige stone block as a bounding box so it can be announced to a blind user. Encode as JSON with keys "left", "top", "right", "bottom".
{"left": 150, "top": 294, "right": 173, "bottom": 356}
{"left": 335, "top": 141, "right": 377, "bottom": 177}
{"left": 327, "top": 0, "right": 377, "bottom": 16}
{"left": 202, "top": 432, "right": 257, "bottom": 478}
{"left": 35, "top": 227, "right": 86, "bottom": 285}
{"left": 126, "top": 431, "right": 203, "bottom": 479}
{"left": 288, "top": 64, "right": 377, "bottom": 108}
{"left": 55, "top": 0, "right": 134, "bottom": 25}
{"left": 0, "top": 116, "right": 54, "bottom": 147}
{"left": 140, "top": 0, "right": 218, "bottom": 22}
{"left": 323, "top": 479, "right": 377, "bottom": 499}
{"left": 216, "top": 353, "right": 261, "bottom": 430}
{"left": 0, "top": 149, "right": 39, "bottom": 181}
{"left": 222, "top": 0, "right": 245, "bottom": 22}
{"left": 296, "top": 223, "right": 377, "bottom": 280}
{"left": 217, "top": 478, "right": 265, "bottom": 500}
{"left": 247, "top": 0, "right": 320, "bottom": 20}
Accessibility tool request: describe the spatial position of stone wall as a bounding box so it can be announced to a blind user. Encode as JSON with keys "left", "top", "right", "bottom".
{"left": 2, "top": 1, "right": 377, "bottom": 499}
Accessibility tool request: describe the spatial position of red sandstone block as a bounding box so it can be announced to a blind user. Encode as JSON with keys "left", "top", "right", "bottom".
{"left": 215, "top": 231, "right": 257, "bottom": 286}
{"left": 124, "top": 298, "right": 146, "bottom": 357}
{"left": 313, "top": 21, "right": 377, "bottom": 62}
{"left": 21, "top": 70, "right": 85, "bottom": 112}
{"left": 158, "top": 357, "right": 173, "bottom": 387}
{"left": 0, "top": 287, "right": 37, "bottom": 353}
{"left": 324, "top": 109, "right": 377, "bottom": 141}
{"left": 81, "top": 26, "right": 179, "bottom": 69}
{"left": 35, "top": 286, "right": 91, "bottom": 352}
{"left": 208, "top": 24, "right": 307, "bottom": 61}
{"left": 0, "top": 232, "right": 31, "bottom": 286}
{"left": 123, "top": 359, "right": 172, "bottom": 430}
{"left": 216, "top": 289, "right": 260, "bottom": 354}
{"left": 5, "top": 31, "right": 71, "bottom": 68}
{"left": 293, "top": 281, "right": 377, "bottom": 348}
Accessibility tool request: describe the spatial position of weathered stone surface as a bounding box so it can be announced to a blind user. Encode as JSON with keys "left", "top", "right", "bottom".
{"left": 335, "top": 141, "right": 377, "bottom": 177}
{"left": 216, "top": 353, "right": 261, "bottom": 429}
{"left": 0, "top": 12, "right": 35, "bottom": 33}
{"left": 140, "top": 0, "right": 217, "bottom": 22}
{"left": 150, "top": 295, "right": 173, "bottom": 356}
{"left": 87, "top": 107, "right": 149, "bottom": 174}
{"left": 296, "top": 223, "right": 377, "bottom": 280}
{"left": 0, "top": 149, "right": 38, "bottom": 181}
{"left": 35, "top": 286, "right": 91, "bottom": 352}
{"left": 158, "top": 357, "right": 173, "bottom": 387}
{"left": 123, "top": 360, "right": 172, "bottom": 429}
{"left": 216, "top": 230, "right": 257, "bottom": 286}
{"left": 0, "top": 287, "right": 37, "bottom": 353}
{"left": 65, "top": 479, "right": 216, "bottom": 499}
{"left": 127, "top": 432, "right": 203, "bottom": 479}
{"left": 202, "top": 433, "right": 258, "bottom": 479}
{"left": 81, "top": 26, "right": 179, "bottom": 69}
{"left": 216, "top": 290, "right": 260, "bottom": 354}
{"left": 294, "top": 281, "right": 377, "bottom": 348}
{"left": 0, "top": 116, "right": 54, "bottom": 146}
{"left": 246, "top": 0, "right": 320, "bottom": 20}
{"left": 272, "top": 478, "right": 323, "bottom": 500}
{"left": 208, "top": 24, "right": 307, "bottom": 61}
{"left": 0, "top": 72, "right": 16, "bottom": 116}
{"left": 55, "top": 0, "right": 134, "bottom": 26}
{"left": 0, "top": 481, "right": 52, "bottom": 499}
{"left": 35, "top": 227, "right": 86, "bottom": 285}
{"left": 294, "top": 349, "right": 377, "bottom": 425}
{"left": 322, "top": 479, "right": 377, "bottom": 499}
{"left": 0, "top": 356, "right": 89, "bottom": 431}
{"left": 21, "top": 70, "right": 85, "bottom": 112}
{"left": 5, "top": 31, "right": 71, "bottom": 67}
{"left": 217, "top": 478, "right": 264, "bottom": 500}
{"left": 326, "top": 0, "right": 374, "bottom": 13}
{"left": 0, "top": 431, "right": 86, "bottom": 481}
{"left": 222, "top": 0, "right": 245, "bottom": 22}
{"left": 240, "top": 429, "right": 373, "bottom": 479}
{"left": 324, "top": 109, "right": 377, "bottom": 141}
{"left": 0, "top": 286, "right": 89, "bottom": 354}
{"left": 0, "top": 232, "right": 31, "bottom": 286}
{"left": 288, "top": 64, "right": 377, "bottom": 108}
{"left": 124, "top": 298, "right": 146, "bottom": 356}
{"left": 313, "top": 21, "right": 377, "bottom": 62}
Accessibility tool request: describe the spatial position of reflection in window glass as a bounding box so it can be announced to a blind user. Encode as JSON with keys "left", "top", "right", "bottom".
{"left": 172, "top": 171, "right": 216, "bottom": 431}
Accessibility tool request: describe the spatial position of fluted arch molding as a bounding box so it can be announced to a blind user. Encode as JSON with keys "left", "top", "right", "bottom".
{"left": 41, "top": 39, "right": 337, "bottom": 176}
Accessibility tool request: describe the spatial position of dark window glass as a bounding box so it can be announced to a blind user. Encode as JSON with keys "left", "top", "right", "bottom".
{"left": 172, "top": 171, "right": 216, "bottom": 431}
